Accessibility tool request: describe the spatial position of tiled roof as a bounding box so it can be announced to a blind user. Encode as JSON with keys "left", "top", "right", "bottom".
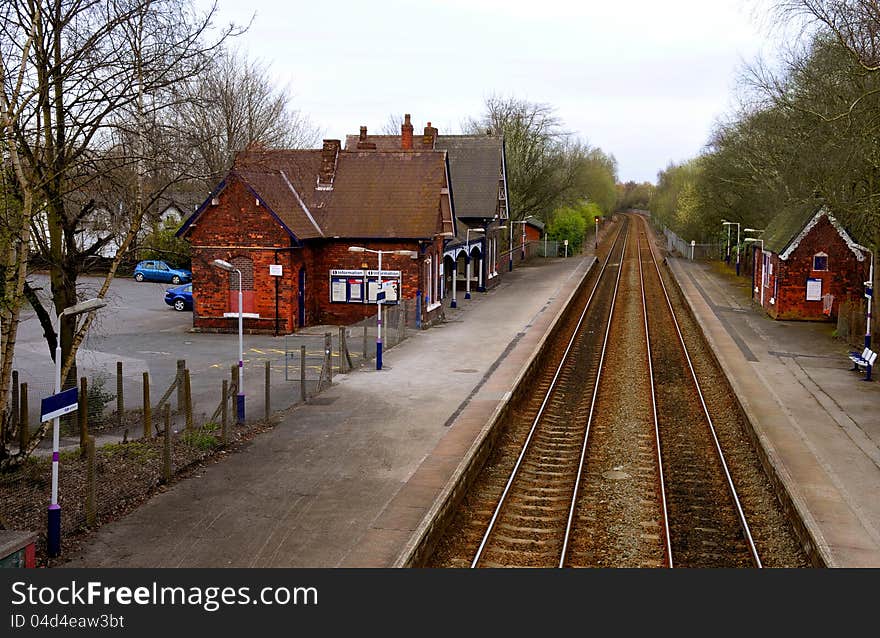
{"left": 344, "top": 133, "right": 506, "bottom": 220}
{"left": 434, "top": 136, "right": 504, "bottom": 219}
{"left": 763, "top": 204, "right": 867, "bottom": 261}
{"left": 187, "top": 148, "right": 450, "bottom": 240}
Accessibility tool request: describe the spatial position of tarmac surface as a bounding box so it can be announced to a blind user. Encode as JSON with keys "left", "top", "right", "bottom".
{"left": 63, "top": 224, "right": 880, "bottom": 568}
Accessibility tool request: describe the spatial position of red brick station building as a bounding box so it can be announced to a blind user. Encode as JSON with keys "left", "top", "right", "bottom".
{"left": 176, "top": 115, "right": 511, "bottom": 333}
{"left": 749, "top": 205, "right": 871, "bottom": 320}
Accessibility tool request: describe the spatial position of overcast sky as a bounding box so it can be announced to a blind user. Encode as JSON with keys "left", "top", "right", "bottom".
{"left": 202, "top": 0, "right": 774, "bottom": 184}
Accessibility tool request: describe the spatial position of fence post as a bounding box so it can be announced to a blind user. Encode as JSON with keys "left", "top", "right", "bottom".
{"left": 231, "top": 364, "right": 239, "bottom": 396}
{"left": 176, "top": 359, "right": 186, "bottom": 413}
{"left": 85, "top": 436, "right": 96, "bottom": 527}
{"left": 338, "top": 327, "right": 346, "bottom": 374}
{"left": 398, "top": 305, "right": 405, "bottom": 343}
{"left": 10, "top": 370, "right": 19, "bottom": 443}
{"left": 143, "top": 372, "right": 152, "bottom": 439}
{"left": 264, "top": 360, "right": 270, "bottom": 420}
{"left": 342, "top": 328, "right": 353, "bottom": 370}
{"left": 78, "top": 377, "right": 88, "bottom": 456}
{"left": 19, "top": 382, "right": 28, "bottom": 453}
{"left": 184, "top": 368, "right": 193, "bottom": 431}
{"left": 221, "top": 379, "right": 228, "bottom": 444}
{"left": 163, "top": 404, "right": 172, "bottom": 483}
{"left": 300, "top": 345, "right": 307, "bottom": 403}
{"left": 363, "top": 324, "right": 368, "bottom": 360}
{"left": 325, "top": 332, "right": 332, "bottom": 383}
{"left": 116, "top": 361, "right": 124, "bottom": 429}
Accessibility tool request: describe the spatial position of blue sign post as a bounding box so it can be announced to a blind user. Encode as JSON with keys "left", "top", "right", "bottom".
{"left": 42, "top": 387, "right": 78, "bottom": 558}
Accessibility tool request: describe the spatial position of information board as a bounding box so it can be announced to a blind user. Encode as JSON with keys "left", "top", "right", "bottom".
{"left": 330, "top": 269, "right": 400, "bottom": 304}
{"left": 806, "top": 278, "right": 822, "bottom": 301}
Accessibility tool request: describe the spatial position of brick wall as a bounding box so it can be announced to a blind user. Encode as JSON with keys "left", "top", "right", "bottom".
{"left": 188, "top": 178, "right": 298, "bottom": 334}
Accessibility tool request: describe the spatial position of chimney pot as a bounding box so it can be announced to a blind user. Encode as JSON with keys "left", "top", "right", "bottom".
{"left": 401, "top": 113, "right": 414, "bottom": 150}
{"left": 318, "top": 139, "right": 340, "bottom": 187}
{"left": 360, "top": 126, "right": 367, "bottom": 141}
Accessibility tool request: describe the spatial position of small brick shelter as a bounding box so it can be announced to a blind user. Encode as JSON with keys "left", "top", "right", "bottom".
{"left": 750, "top": 206, "right": 869, "bottom": 320}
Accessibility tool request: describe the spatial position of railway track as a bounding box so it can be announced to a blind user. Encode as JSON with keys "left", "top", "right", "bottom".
{"left": 427, "top": 213, "right": 804, "bottom": 568}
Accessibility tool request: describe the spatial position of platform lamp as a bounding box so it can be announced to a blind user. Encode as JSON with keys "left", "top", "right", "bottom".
{"left": 722, "top": 220, "right": 741, "bottom": 275}
{"left": 212, "top": 259, "right": 245, "bottom": 422}
{"left": 48, "top": 297, "right": 107, "bottom": 558}
{"left": 853, "top": 243, "right": 874, "bottom": 349}
{"left": 465, "top": 228, "right": 485, "bottom": 300}
{"left": 348, "top": 247, "right": 417, "bottom": 370}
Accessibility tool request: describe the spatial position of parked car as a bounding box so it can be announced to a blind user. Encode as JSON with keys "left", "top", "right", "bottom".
{"left": 134, "top": 260, "right": 191, "bottom": 284}
{"left": 164, "top": 283, "right": 193, "bottom": 311}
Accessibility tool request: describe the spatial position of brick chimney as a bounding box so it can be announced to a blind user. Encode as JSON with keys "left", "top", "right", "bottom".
{"left": 356, "top": 125, "right": 376, "bottom": 150}
{"left": 422, "top": 122, "right": 438, "bottom": 149}
{"left": 318, "top": 139, "right": 340, "bottom": 188}
{"left": 401, "top": 113, "right": 413, "bottom": 150}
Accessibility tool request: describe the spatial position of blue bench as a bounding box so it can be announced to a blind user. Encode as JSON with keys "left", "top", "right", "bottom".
{"left": 849, "top": 347, "right": 877, "bottom": 381}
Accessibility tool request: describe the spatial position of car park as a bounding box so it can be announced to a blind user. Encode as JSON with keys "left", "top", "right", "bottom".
{"left": 134, "top": 260, "right": 191, "bottom": 284}
{"left": 164, "top": 283, "right": 193, "bottom": 311}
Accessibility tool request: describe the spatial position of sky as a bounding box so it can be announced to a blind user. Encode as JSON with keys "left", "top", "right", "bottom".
{"left": 200, "top": 0, "right": 775, "bottom": 184}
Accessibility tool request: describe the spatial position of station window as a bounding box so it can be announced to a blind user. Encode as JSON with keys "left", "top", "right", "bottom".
{"left": 813, "top": 253, "right": 828, "bottom": 271}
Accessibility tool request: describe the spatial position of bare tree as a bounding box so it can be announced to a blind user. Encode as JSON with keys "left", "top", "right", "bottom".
{"left": 173, "top": 48, "right": 321, "bottom": 185}
{"left": 0, "top": 0, "right": 243, "bottom": 467}
{"left": 380, "top": 113, "right": 404, "bottom": 136}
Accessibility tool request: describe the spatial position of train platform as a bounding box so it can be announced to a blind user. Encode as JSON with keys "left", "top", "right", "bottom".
{"left": 62, "top": 251, "right": 597, "bottom": 568}
{"left": 668, "top": 257, "right": 880, "bottom": 567}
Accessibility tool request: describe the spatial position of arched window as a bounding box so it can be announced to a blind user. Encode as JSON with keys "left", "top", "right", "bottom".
{"left": 813, "top": 252, "right": 828, "bottom": 272}
{"left": 227, "top": 256, "right": 256, "bottom": 314}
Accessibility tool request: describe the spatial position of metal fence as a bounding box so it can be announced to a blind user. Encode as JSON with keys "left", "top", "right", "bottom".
{"left": 0, "top": 303, "right": 413, "bottom": 563}
{"left": 663, "top": 227, "right": 724, "bottom": 261}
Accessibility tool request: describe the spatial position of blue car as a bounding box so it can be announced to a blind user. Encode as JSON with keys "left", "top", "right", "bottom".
{"left": 164, "top": 283, "right": 193, "bottom": 311}
{"left": 134, "top": 260, "right": 191, "bottom": 284}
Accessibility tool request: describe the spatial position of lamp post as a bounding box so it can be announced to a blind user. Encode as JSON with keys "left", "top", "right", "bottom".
{"left": 509, "top": 221, "right": 527, "bottom": 271}
{"left": 854, "top": 244, "right": 874, "bottom": 349}
{"left": 348, "top": 247, "right": 417, "bottom": 370}
{"left": 595, "top": 216, "right": 599, "bottom": 249}
{"left": 465, "top": 228, "right": 485, "bottom": 300}
{"left": 722, "top": 220, "right": 741, "bottom": 275}
{"left": 212, "top": 259, "right": 244, "bottom": 422}
{"left": 48, "top": 297, "right": 107, "bottom": 557}
{"left": 744, "top": 238, "right": 765, "bottom": 308}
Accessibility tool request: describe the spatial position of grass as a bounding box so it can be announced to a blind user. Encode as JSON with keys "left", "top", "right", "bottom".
{"left": 182, "top": 430, "right": 218, "bottom": 451}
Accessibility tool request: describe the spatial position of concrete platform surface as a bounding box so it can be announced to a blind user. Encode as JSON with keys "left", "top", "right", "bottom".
{"left": 63, "top": 254, "right": 594, "bottom": 568}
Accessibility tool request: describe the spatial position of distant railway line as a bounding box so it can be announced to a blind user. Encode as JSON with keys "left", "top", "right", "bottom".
{"left": 426, "top": 213, "right": 809, "bottom": 568}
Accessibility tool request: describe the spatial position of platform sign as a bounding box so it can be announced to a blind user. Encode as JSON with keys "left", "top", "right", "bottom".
{"left": 269, "top": 264, "right": 283, "bottom": 277}
{"left": 40, "top": 387, "right": 78, "bottom": 422}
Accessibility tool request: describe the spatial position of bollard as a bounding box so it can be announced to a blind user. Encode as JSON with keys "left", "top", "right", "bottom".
{"left": 143, "top": 372, "right": 152, "bottom": 438}
{"left": 183, "top": 368, "right": 193, "bottom": 431}
{"left": 85, "top": 436, "right": 96, "bottom": 527}
{"left": 116, "top": 361, "right": 124, "bottom": 429}
{"left": 19, "top": 382, "right": 29, "bottom": 453}
{"left": 163, "top": 404, "right": 172, "bottom": 483}
{"left": 265, "top": 360, "right": 270, "bottom": 420}
{"left": 78, "top": 377, "right": 88, "bottom": 456}
{"left": 300, "top": 345, "right": 307, "bottom": 403}
{"left": 221, "top": 379, "right": 228, "bottom": 443}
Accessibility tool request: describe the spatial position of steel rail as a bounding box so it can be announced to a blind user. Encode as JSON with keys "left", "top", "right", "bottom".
{"left": 558, "top": 223, "right": 630, "bottom": 567}
{"left": 471, "top": 221, "right": 629, "bottom": 568}
{"left": 637, "top": 228, "right": 674, "bottom": 567}
{"left": 640, "top": 215, "right": 762, "bottom": 568}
